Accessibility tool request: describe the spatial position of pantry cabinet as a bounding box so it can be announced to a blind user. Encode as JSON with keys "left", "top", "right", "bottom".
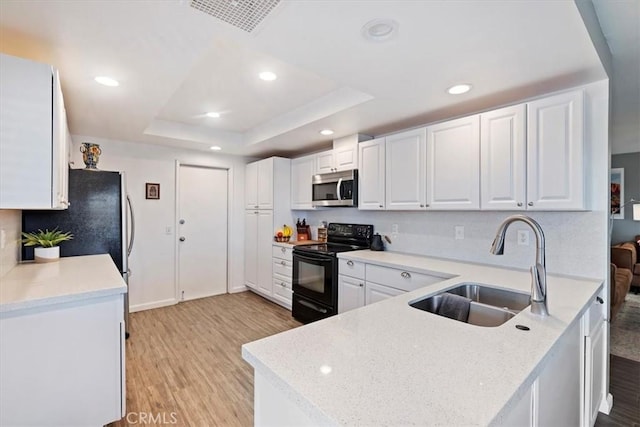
{"left": 385, "top": 128, "right": 426, "bottom": 210}
{"left": 0, "top": 54, "right": 70, "bottom": 209}
{"left": 244, "top": 157, "right": 291, "bottom": 298}
{"left": 480, "top": 104, "right": 527, "bottom": 210}
{"left": 425, "top": 115, "right": 480, "bottom": 210}
{"left": 527, "top": 90, "right": 584, "bottom": 210}
{"left": 358, "top": 137, "right": 386, "bottom": 210}
{"left": 291, "top": 154, "right": 316, "bottom": 209}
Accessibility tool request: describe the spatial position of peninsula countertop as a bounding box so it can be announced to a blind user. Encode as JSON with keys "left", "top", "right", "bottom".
{"left": 242, "top": 250, "right": 603, "bottom": 426}
{"left": 0, "top": 254, "right": 127, "bottom": 313}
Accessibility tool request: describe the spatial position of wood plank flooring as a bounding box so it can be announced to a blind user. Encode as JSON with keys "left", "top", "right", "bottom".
{"left": 595, "top": 355, "right": 640, "bottom": 427}
{"left": 109, "top": 291, "right": 301, "bottom": 427}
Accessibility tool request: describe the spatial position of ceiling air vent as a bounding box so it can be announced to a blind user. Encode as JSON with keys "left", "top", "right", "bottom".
{"left": 190, "top": 0, "right": 280, "bottom": 33}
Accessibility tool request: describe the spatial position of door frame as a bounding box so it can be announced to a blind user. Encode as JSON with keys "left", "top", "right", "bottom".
{"left": 174, "top": 161, "right": 232, "bottom": 302}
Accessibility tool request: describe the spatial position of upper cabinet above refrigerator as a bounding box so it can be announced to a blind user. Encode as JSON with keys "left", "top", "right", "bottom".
{"left": 0, "top": 54, "right": 70, "bottom": 210}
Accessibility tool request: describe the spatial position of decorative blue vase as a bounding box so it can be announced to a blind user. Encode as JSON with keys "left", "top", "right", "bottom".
{"left": 80, "top": 143, "right": 101, "bottom": 169}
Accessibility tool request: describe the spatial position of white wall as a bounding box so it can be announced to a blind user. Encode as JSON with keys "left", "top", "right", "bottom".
{"left": 70, "top": 135, "right": 247, "bottom": 312}
{"left": 298, "top": 81, "right": 610, "bottom": 281}
{"left": 0, "top": 209, "right": 21, "bottom": 277}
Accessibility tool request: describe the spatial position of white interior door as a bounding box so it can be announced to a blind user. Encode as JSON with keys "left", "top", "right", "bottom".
{"left": 178, "top": 165, "right": 228, "bottom": 301}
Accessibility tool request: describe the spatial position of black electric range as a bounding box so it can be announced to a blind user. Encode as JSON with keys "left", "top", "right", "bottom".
{"left": 292, "top": 223, "right": 373, "bottom": 323}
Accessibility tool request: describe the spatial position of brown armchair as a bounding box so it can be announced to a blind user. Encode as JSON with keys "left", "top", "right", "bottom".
{"left": 610, "top": 237, "right": 639, "bottom": 320}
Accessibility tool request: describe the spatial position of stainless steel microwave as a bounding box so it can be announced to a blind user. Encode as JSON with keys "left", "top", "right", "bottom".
{"left": 312, "top": 169, "right": 358, "bottom": 207}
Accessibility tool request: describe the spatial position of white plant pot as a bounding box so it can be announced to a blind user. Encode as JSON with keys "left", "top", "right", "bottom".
{"left": 34, "top": 246, "right": 60, "bottom": 263}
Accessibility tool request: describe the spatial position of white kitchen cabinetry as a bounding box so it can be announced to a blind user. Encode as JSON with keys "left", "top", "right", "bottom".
{"left": 480, "top": 104, "right": 527, "bottom": 210}
{"left": 272, "top": 245, "right": 293, "bottom": 309}
{"left": 1, "top": 294, "right": 125, "bottom": 426}
{"left": 365, "top": 282, "right": 405, "bottom": 305}
{"left": 0, "top": 53, "right": 70, "bottom": 209}
{"left": 385, "top": 128, "right": 427, "bottom": 210}
{"left": 425, "top": 115, "right": 480, "bottom": 210}
{"left": 358, "top": 137, "right": 386, "bottom": 210}
{"left": 582, "top": 294, "right": 606, "bottom": 427}
{"left": 244, "top": 157, "right": 291, "bottom": 299}
{"left": 316, "top": 149, "right": 336, "bottom": 174}
{"left": 527, "top": 90, "right": 584, "bottom": 210}
{"left": 291, "top": 154, "right": 316, "bottom": 210}
{"left": 338, "top": 259, "right": 365, "bottom": 313}
{"left": 316, "top": 134, "right": 370, "bottom": 173}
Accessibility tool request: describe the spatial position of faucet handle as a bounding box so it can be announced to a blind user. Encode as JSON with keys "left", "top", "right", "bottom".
{"left": 530, "top": 263, "right": 549, "bottom": 316}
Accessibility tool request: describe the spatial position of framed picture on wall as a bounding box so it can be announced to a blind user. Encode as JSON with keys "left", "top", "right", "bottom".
{"left": 611, "top": 168, "right": 624, "bottom": 219}
{"left": 146, "top": 183, "right": 160, "bottom": 200}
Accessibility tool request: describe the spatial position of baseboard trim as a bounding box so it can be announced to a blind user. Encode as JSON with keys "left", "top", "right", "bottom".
{"left": 599, "top": 392, "right": 613, "bottom": 414}
{"left": 229, "top": 286, "right": 248, "bottom": 294}
{"left": 130, "top": 298, "right": 177, "bottom": 313}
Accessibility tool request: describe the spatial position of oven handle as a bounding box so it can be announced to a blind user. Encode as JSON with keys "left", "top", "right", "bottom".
{"left": 294, "top": 252, "right": 334, "bottom": 263}
{"left": 336, "top": 178, "right": 343, "bottom": 200}
{"left": 298, "top": 298, "right": 328, "bottom": 314}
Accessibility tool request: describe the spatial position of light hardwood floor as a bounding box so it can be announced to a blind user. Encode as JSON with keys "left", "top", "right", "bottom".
{"left": 109, "top": 291, "right": 301, "bottom": 427}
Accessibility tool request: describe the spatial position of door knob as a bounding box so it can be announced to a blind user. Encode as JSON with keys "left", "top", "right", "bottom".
{"left": 179, "top": 237, "right": 186, "bottom": 242}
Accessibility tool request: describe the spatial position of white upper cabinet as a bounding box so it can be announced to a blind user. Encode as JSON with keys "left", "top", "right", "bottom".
{"left": 358, "top": 137, "right": 386, "bottom": 210}
{"left": 527, "top": 90, "right": 584, "bottom": 210}
{"left": 245, "top": 161, "right": 259, "bottom": 209}
{"left": 426, "top": 115, "right": 480, "bottom": 210}
{"left": 257, "top": 157, "right": 274, "bottom": 209}
{"left": 291, "top": 154, "right": 316, "bottom": 210}
{"left": 480, "top": 104, "right": 527, "bottom": 210}
{"left": 385, "top": 128, "right": 426, "bottom": 210}
{"left": 316, "top": 150, "right": 335, "bottom": 174}
{"left": 0, "top": 54, "right": 69, "bottom": 209}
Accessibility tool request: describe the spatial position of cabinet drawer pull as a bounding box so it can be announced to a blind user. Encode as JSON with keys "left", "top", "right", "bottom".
{"left": 280, "top": 282, "right": 287, "bottom": 288}
{"left": 347, "top": 260, "right": 354, "bottom": 266}
{"left": 281, "top": 247, "right": 286, "bottom": 253}
{"left": 517, "top": 202, "right": 523, "bottom": 207}
{"left": 420, "top": 204, "right": 424, "bottom": 208}
{"left": 596, "top": 296, "right": 604, "bottom": 304}
{"left": 280, "top": 260, "right": 286, "bottom": 266}
{"left": 528, "top": 202, "right": 533, "bottom": 206}
{"left": 379, "top": 204, "right": 383, "bottom": 208}
{"left": 401, "top": 272, "right": 411, "bottom": 279}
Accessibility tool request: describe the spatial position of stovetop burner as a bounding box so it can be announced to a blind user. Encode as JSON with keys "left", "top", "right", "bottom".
{"left": 294, "top": 242, "right": 368, "bottom": 256}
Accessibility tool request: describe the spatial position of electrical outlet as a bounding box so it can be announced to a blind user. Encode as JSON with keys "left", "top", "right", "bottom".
{"left": 392, "top": 224, "right": 399, "bottom": 234}
{"left": 455, "top": 225, "right": 464, "bottom": 240}
{"left": 517, "top": 230, "right": 530, "bottom": 246}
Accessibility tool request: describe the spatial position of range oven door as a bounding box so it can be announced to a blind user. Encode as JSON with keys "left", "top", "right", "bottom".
{"left": 292, "top": 251, "right": 336, "bottom": 308}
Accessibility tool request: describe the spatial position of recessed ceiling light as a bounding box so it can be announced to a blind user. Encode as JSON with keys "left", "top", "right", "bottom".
{"left": 210, "top": 146, "right": 222, "bottom": 151}
{"left": 320, "top": 129, "right": 334, "bottom": 136}
{"left": 362, "top": 19, "right": 399, "bottom": 42}
{"left": 259, "top": 71, "right": 277, "bottom": 81}
{"left": 94, "top": 76, "right": 119, "bottom": 87}
{"left": 447, "top": 84, "right": 472, "bottom": 95}
{"left": 206, "top": 112, "right": 221, "bottom": 118}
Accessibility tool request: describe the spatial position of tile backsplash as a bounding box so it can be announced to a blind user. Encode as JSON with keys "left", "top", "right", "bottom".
{"left": 298, "top": 209, "right": 606, "bottom": 280}
{"left": 0, "top": 209, "right": 21, "bottom": 277}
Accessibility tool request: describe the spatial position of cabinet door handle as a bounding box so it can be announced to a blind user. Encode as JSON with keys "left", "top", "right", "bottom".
{"left": 425, "top": 204, "right": 430, "bottom": 208}
{"left": 347, "top": 260, "right": 354, "bottom": 266}
{"left": 528, "top": 202, "right": 533, "bottom": 206}
{"left": 281, "top": 260, "right": 286, "bottom": 265}
{"left": 517, "top": 202, "right": 523, "bottom": 207}
{"left": 401, "top": 272, "right": 411, "bottom": 278}
{"left": 420, "top": 204, "right": 424, "bottom": 208}
{"left": 281, "top": 247, "right": 286, "bottom": 253}
{"left": 280, "top": 282, "right": 287, "bottom": 288}
{"left": 359, "top": 283, "right": 364, "bottom": 287}
{"left": 379, "top": 204, "right": 383, "bottom": 208}
{"left": 596, "top": 296, "right": 604, "bottom": 304}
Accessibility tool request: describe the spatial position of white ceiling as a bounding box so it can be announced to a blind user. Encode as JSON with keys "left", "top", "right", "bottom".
{"left": 0, "top": 0, "right": 629, "bottom": 157}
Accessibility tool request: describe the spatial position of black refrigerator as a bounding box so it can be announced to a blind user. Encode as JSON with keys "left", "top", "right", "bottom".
{"left": 22, "top": 168, "right": 135, "bottom": 336}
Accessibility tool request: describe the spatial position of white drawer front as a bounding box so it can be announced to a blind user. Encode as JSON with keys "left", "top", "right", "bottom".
{"left": 339, "top": 259, "right": 365, "bottom": 279}
{"left": 273, "top": 258, "right": 292, "bottom": 278}
{"left": 272, "top": 245, "right": 293, "bottom": 261}
{"left": 273, "top": 278, "right": 293, "bottom": 298}
{"left": 365, "top": 264, "right": 443, "bottom": 292}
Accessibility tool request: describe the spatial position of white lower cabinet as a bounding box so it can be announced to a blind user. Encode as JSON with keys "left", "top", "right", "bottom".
{"left": 338, "top": 275, "right": 365, "bottom": 313}
{"left": 365, "top": 282, "right": 405, "bottom": 305}
{"left": 0, "top": 294, "right": 125, "bottom": 426}
{"left": 499, "top": 293, "right": 606, "bottom": 427}
{"left": 244, "top": 210, "right": 274, "bottom": 294}
{"left": 271, "top": 245, "right": 293, "bottom": 309}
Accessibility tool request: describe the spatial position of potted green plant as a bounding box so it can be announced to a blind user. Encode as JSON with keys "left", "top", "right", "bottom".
{"left": 21, "top": 228, "right": 74, "bottom": 263}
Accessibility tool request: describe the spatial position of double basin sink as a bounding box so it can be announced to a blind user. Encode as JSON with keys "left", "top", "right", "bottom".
{"left": 409, "top": 283, "right": 530, "bottom": 327}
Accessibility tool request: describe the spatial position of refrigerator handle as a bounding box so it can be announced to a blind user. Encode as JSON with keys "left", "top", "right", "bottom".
{"left": 127, "top": 195, "right": 135, "bottom": 257}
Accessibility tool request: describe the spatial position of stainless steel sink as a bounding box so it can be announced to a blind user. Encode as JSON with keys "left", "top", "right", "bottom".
{"left": 409, "top": 283, "right": 530, "bottom": 327}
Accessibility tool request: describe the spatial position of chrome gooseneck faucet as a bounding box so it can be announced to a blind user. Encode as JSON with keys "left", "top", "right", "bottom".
{"left": 490, "top": 215, "right": 549, "bottom": 316}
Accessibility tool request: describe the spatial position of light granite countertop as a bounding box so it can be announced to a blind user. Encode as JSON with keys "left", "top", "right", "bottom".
{"left": 0, "top": 254, "right": 127, "bottom": 313}
{"left": 242, "top": 250, "right": 603, "bottom": 426}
